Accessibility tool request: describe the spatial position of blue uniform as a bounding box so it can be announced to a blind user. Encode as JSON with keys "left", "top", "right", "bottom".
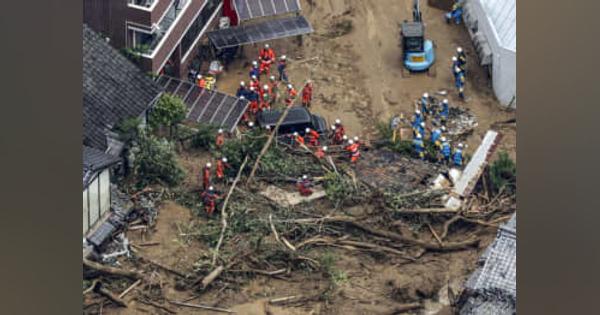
{"left": 413, "top": 138, "right": 425, "bottom": 159}
{"left": 421, "top": 96, "right": 429, "bottom": 114}
{"left": 236, "top": 87, "right": 248, "bottom": 98}
{"left": 412, "top": 114, "right": 422, "bottom": 127}
{"left": 441, "top": 142, "right": 451, "bottom": 161}
{"left": 441, "top": 103, "right": 449, "bottom": 120}
{"left": 247, "top": 90, "right": 259, "bottom": 102}
{"left": 416, "top": 125, "right": 425, "bottom": 138}
{"left": 431, "top": 129, "right": 442, "bottom": 144}
{"left": 249, "top": 67, "right": 260, "bottom": 80}
{"left": 453, "top": 149, "right": 463, "bottom": 166}
{"left": 278, "top": 61, "right": 288, "bottom": 82}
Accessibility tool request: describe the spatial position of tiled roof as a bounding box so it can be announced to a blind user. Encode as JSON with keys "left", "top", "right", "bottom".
{"left": 83, "top": 24, "right": 162, "bottom": 150}
{"left": 83, "top": 146, "right": 120, "bottom": 188}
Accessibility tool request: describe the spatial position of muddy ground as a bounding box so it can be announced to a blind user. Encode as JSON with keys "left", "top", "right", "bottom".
{"left": 92, "top": 1, "right": 515, "bottom": 314}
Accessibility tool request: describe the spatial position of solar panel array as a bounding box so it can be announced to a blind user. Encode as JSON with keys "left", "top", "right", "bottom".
{"left": 234, "top": 0, "right": 301, "bottom": 21}
{"left": 156, "top": 76, "right": 249, "bottom": 132}
{"left": 208, "top": 15, "right": 313, "bottom": 49}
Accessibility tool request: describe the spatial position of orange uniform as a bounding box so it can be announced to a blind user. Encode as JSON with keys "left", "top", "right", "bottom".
{"left": 201, "top": 190, "right": 221, "bottom": 215}
{"left": 285, "top": 87, "right": 298, "bottom": 106}
{"left": 346, "top": 143, "right": 360, "bottom": 163}
{"left": 216, "top": 160, "right": 230, "bottom": 179}
{"left": 295, "top": 134, "right": 305, "bottom": 146}
{"left": 202, "top": 166, "right": 211, "bottom": 190}
{"left": 307, "top": 129, "right": 320, "bottom": 146}
{"left": 301, "top": 82, "right": 313, "bottom": 107}
{"left": 197, "top": 77, "right": 207, "bottom": 89}
{"left": 215, "top": 133, "right": 225, "bottom": 148}
{"left": 315, "top": 147, "right": 326, "bottom": 159}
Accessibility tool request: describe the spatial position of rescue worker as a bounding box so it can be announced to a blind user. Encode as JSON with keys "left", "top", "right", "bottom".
{"left": 201, "top": 186, "right": 221, "bottom": 215}
{"left": 261, "top": 91, "right": 271, "bottom": 111}
{"left": 413, "top": 134, "right": 425, "bottom": 160}
{"left": 446, "top": 1, "right": 463, "bottom": 25}
{"left": 353, "top": 136, "right": 361, "bottom": 147}
{"left": 301, "top": 80, "right": 313, "bottom": 108}
{"left": 249, "top": 61, "right": 260, "bottom": 80}
{"left": 285, "top": 84, "right": 297, "bottom": 106}
{"left": 440, "top": 137, "right": 451, "bottom": 164}
{"left": 430, "top": 127, "right": 442, "bottom": 145}
{"left": 293, "top": 131, "right": 305, "bottom": 146}
{"left": 297, "top": 175, "right": 313, "bottom": 196}
{"left": 202, "top": 163, "right": 212, "bottom": 191}
{"left": 278, "top": 55, "right": 288, "bottom": 82}
{"left": 451, "top": 56, "right": 461, "bottom": 74}
{"left": 215, "top": 129, "right": 225, "bottom": 149}
{"left": 216, "top": 157, "right": 231, "bottom": 181}
{"left": 346, "top": 139, "right": 361, "bottom": 163}
{"left": 334, "top": 119, "right": 345, "bottom": 137}
{"left": 456, "top": 47, "right": 467, "bottom": 72}
{"left": 249, "top": 75, "right": 260, "bottom": 90}
{"left": 454, "top": 67, "right": 466, "bottom": 100}
{"left": 236, "top": 81, "right": 248, "bottom": 98}
{"left": 197, "top": 74, "right": 207, "bottom": 89}
{"left": 315, "top": 146, "right": 327, "bottom": 159}
{"left": 440, "top": 99, "right": 450, "bottom": 123}
{"left": 453, "top": 143, "right": 464, "bottom": 167}
{"left": 239, "top": 96, "right": 249, "bottom": 123}
{"left": 306, "top": 127, "right": 320, "bottom": 146}
{"left": 247, "top": 86, "right": 259, "bottom": 114}
{"left": 413, "top": 110, "right": 423, "bottom": 128}
{"left": 259, "top": 44, "right": 276, "bottom": 76}
{"left": 421, "top": 93, "right": 429, "bottom": 115}
{"left": 247, "top": 121, "right": 255, "bottom": 129}
{"left": 269, "top": 75, "right": 279, "bottom": 104}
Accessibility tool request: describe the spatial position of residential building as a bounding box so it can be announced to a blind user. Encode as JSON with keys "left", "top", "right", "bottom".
{"left": 463, "top": 0, "right": 516, "bottom": 108}
{"left": 84, "top": 0, "right": 223, "bottom": 77}
{"left": 83, "top": 146, "right": 120, "bottom": 235}
{"left": 83, "top": 24, "right": 163, "bottom": 155}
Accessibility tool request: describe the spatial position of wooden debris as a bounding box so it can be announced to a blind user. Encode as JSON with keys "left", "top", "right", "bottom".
{"left": 83, "top": 258, "right": 143, "bottom": 280}
{"left": 169, "top": 300, "right": 235, "bottom": 313}
{"left": 97, "top": 285, "right": 127, "bottom": 308}
{"left": 137, "top": 299, "right": 176, "bottom": 314}
{"left": 200, "top": 266, "right": 225, "bottom": 289}
{"left": 388, "top": 302, "right": 423, "bottom": 314}
{"left": 118, "top": 279, "right": 141, "bottom": 299}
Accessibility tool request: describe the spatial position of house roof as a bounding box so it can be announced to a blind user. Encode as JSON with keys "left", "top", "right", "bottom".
{"left": 460, "top": 213, "right": 516, "bottom": 314}
{"left": 83, "top": 146, "right": 120, "bottom": 188}
{"left": 83, "top": 24, "right": 162, "bottom": 150}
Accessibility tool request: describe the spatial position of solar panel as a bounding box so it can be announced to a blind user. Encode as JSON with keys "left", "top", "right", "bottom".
{"left": 235, "top": 0, "right": 301, "bottom": 21}
{"left": 208, "top": 15, "right": 313, "bottom": 49}
{"left": 156, "top": 76, "right": 249, "bottom": 132}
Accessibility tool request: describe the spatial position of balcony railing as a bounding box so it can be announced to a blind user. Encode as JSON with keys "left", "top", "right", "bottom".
{"left": 131, "top": 0, "right": 191, "bottom": 55}
{"left": 128, "top": 0, "right": 157, "bottom": 9}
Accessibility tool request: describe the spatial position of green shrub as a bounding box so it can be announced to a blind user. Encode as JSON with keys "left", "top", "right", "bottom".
{"left": 190, "top": 123, "right": 219, "bottom": 150}
{"left": 130, "top": 130, "right": 185, "bottom": 188}
{"left": 488, "top": 151, "right": 516, "bottom": 193}
{"left": 114, "top": 117, "right": 142, "bottom": 144}
{"left": 149, "top": 94, "right": 187, "bottom": 136}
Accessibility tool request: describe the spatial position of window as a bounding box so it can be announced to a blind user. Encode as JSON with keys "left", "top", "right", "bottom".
{"left": 128, "top": 0, "right": 157, "bottom": 9}
{"left": 180, "top": 0, "right": 221, "bottom": 56}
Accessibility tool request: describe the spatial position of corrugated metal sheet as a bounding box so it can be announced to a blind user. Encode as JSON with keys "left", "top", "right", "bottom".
{"left": 480, "top": 0, "right": 516, "bottom": 51}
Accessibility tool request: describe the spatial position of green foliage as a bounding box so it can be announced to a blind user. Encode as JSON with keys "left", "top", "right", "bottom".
{"left": 318, "top": 252, "right": 347, "bottom": 287}
{"left": 323, "top": 172, "right": 356, "bottom": 204}
{"left": 149, "top": 94, "right": 187, "bottom": 132}
{"left": 121, "top": 44, "right": 150, "bottom": 63}
{"left": 130, "top": 130, "right": 185, "bottom": 188}
{"left": 114, "top": 117, "right": 142, "bottom": 144}
{"left": 488, "top": 151, "right": 516, "bottom": 193}
{"left": 190, "top": 123, "right": 219, "bottom": 150}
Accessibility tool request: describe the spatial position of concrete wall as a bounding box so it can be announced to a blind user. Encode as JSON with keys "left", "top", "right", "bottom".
{"left": 83, "top": 169, "right": 112, "bottom": 235}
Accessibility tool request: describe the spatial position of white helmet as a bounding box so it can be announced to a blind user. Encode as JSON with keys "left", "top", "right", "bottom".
{"left": 348, "top": 139, "right": 354, "bottom": 144}
{"left": 335, "top": 119, "right": 341, "bottom": 124}
{"left": 443, "top": 99, "right": 448, "bottom": 104}
{"left": 420, "top": 122, "right": 425, "bottom": 127}
{"left": 263, "top": 84, "right": 268, "bottom": 90}
{"left": 252, "top": 60, "right": 258, "bottom": 66}
{"left": 322, "top": 146, "right": 328, "bottom": 151}
{"left": 415, "top": 110, "right": 421, "bottom": 115}
{"left": 342, "top": 135, "right": 348, "bottom": 140}
{"left": 197, "top": 74, "right": 202, "bottom": 79}
{"left": 441, "top": 137, "right": 447, "bottom": 142}
{"left": 240, "top": 81, "right": 245, "bottom": 86}
{"left": 457, "top": 47, "right": 463, "bottom": 53}
{"left": 218, "top": 129, "right": 223, "bottom": 133}
{"left": 270, "top": 75, "right": 276, "bottom": 81}
{"left": 239, "top": 95, "right": 246, "bottom": 100}
{"left": 452, "top": 56, "right": 457, "bottom": 61}
{"left": 305, "top": 128, "right": 310, "bottom": 133}
{"left": 287, "top": 84, "right": 293, "bottom": 89}
{"left": 251, "top": 75, "right": 257, "bottom": 80}
{"left": 265, "top": 44, "right": 270, "bottom": 49}
{"left": 454, "top": 67, "right": 461, "bottom": 73}
{"left": 353, "top": 136, "right": 359, "bottom": 142}
{"left": 416, "top": 134, "right": 422, "bottom": 139}
{"left": 458, "top": 143, "right": 464, "bottom": 148}
{"left": 281, "top": 55, "right": 287, "bottom": 60}
{"left": 302, "top": 175, "right": 308, "bottom": 180}
{"left": 208, "top": 186, "right": 214, "bottom": 191}
{"left": 293, "top": 131, "right": 299, "bottom": 136}
{"left": 423, "top": 93, "right": 429, "bottom": 98}
{"left": 250, "top": 86, "right": 255, "bottom": 91}
{"left": 206, "top": 163, "right": 212, "bottom": 168}
{"left": 248, "top": 121, "right": 254, "bottom": 127}
{"left": 265, "top": 125, "right": 271, "bottom": 130}
{"left": 331, "top": 125, "right": 336, "bottom": 130}
{"left": 441, "top": 126, "right": 447, "bottom": 132}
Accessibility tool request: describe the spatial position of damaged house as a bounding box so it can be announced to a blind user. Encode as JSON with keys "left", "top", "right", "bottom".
{"left": 83, "top": 24, "right": 163, "bottom": 249}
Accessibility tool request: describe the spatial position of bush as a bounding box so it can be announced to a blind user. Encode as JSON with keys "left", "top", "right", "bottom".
{"left": 114, "top": 117, "right": 142, "bottom": 144}
{"left": 130, "top": 130, "right": 185, "bottom": 188}
{"left": 149, "top": 94, "right": 187, "bottom": 135}
{"left": 488, "top": 151, "right": 516, "bottom": 193}
{"left": 191, "top": 123, "right": 219, "bottom": 150}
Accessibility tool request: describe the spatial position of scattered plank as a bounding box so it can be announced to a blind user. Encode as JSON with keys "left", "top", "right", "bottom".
{"left": 118, "top": 279, "right": 141, "bottom": 299}
{"left": 169, "top": 300, "right": 235, "bottom": 313}
{"left": 137, "top": 299, "right": 176, "bottom": 314}
{"left": 97, "top": 285, "right": 127, "bottom": 308}
{"left": 83, "top": 258, "right": 143, "bottom": 280}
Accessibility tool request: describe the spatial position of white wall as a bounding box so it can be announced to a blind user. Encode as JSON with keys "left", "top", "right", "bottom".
{"left": 466, "top": 0, "right": 516, "bottom": 108}
{"left": 83, "top": 168, "right": 112, "bottom": 235}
